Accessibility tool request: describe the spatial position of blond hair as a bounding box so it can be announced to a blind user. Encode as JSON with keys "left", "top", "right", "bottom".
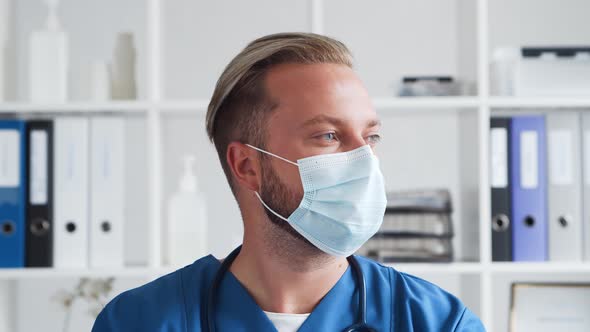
{"left": 206, "top": 32, "right": 353, "bottom": 192}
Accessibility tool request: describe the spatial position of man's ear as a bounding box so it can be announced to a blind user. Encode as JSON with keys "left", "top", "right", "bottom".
{"left": 226, "top": 142, "right": 261, "bottom": 192}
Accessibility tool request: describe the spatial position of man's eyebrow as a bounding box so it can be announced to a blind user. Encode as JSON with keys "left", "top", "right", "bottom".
{"left": 299, "top": 115, "right": 345, "bottom": 128}
{"left": 367, "top": 119, "right": 382, "bottom": 128}
{"left": 299, "top": 115, "right": 382, "bottom": 129}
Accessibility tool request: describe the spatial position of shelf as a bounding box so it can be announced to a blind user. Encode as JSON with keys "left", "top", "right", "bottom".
{"left": 490, "top": 262, "right": 590, "bottom": 274}
{"left": 0, "top": 101, "right": 152, "bottom": 113}
{"left": 489, "top": 97, "right": 590, "bottom": 109}
{"left": 0, "top": 266, "right": 175, "bottom": 280}
{"left": 158, "top": 99, "right": 210, "bottom": 113}
{"left": 368, "top": 262, "right": 590, "bottom": 275}
{"left": 372, "top": 97, "right": 479, "bottom": 110}
{"left": 387, "top": 262, "right": 482, "bottom": 274}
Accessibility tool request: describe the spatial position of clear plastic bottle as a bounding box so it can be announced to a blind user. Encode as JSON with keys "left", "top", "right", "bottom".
{"left": 166, "top": 155, "right": 208, "bottom": 266}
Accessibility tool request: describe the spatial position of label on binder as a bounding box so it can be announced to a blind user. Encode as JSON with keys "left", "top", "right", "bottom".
{"left": 521, "top": 131, "right": 538, "bottom": 189}
{"left": 490, "top": 128, "right": 508, "bottom": 188}
{"left": 549, "top": 130, "right": 573, "bottom": 186}
{"left": 30, "top": 130, "right": 48, "bottom": 204}
{"left": 0, "top": 130, "right": 20, "bottom": 187}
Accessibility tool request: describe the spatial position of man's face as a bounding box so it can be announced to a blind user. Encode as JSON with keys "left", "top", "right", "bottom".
{"left": 257, "top": 63, "right": 381, "bottom": 247}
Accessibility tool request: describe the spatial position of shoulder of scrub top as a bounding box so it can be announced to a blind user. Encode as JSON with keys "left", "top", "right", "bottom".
{"left": 354, "top": 255, "right": 486, "bottom": 332}
{"left": 91, "top": 255, "right": 218, "bottom": 332}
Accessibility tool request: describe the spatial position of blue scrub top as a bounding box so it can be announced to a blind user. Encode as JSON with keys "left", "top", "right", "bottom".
{"left": 92, "top": 255, "right": 485, "bottom": 331}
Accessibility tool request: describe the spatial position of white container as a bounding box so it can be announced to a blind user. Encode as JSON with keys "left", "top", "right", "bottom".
{"left": 28, "top": 0, "right": 68, "bottom": 102}
{"left": 166, "top": 155, "right": 208, "bottom": 266}
{"left": 490, "top": 47, "right": 519, "bottom": 96}
{"left": 90, "top": 60, "right": 110, "bottom": 101}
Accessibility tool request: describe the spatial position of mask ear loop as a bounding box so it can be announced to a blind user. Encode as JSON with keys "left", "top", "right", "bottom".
{"left": 253, "top": 191, "right": 290, "bottom": 222}
{"left": 245, "top": 144, "right": 298, "bottom": 166}
{"left": 245, "top": 144, "right": 299, "bottom": 222}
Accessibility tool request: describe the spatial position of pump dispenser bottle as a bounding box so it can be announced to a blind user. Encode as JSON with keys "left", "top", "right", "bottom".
{"left": 166, "top": 155, "right": 208, "bottom": 266}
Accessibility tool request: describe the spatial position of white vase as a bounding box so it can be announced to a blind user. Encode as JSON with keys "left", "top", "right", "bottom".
{"left": 110, "top": 32, "right": 137, "bottom": 100}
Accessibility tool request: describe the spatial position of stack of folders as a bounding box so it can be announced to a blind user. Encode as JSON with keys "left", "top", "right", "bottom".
{"left": 490, "top": 112, "right": 590, "bottom": 262}
{"left": 359, "top": 189, "right": 454, "bottom": 262}
{"left": 0, "top": 116, "right": 125, "bottom": 269}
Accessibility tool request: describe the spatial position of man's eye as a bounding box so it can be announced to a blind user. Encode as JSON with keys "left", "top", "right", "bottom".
{"left": 367, "top": 134, "right": 382, "bottom": 145}
{"left": 319, "top": 132, "right": 337, "bottom": 142}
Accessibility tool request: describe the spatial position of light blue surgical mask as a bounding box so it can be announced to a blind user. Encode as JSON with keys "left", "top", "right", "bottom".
{"left": 246, "top": 144, "right": 387, "bottom": 257}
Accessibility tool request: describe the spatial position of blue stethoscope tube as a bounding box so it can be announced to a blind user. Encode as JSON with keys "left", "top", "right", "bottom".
{"left": 205, "top": 245, "right": 377, "bottom": 332}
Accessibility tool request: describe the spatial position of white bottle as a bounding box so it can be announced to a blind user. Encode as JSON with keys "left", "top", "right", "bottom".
{"left": 29, "top": 0, "right": 68, "bottom": 102}
{"left": 166, "top": 155, "right": 208, "bottom": 266}
{"left": 90, "top": 60, "right": 110, "bottom": 101}
{"left": 490, "top": 47, "right": 519, "bottom": 96}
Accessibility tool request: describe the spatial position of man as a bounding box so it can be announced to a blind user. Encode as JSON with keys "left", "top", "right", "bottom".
{"left": 92, "top": 32, "right": 485, "bottom": 331}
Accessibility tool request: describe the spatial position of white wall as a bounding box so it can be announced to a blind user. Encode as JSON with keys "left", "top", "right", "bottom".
{"left": 488, "top": 0, "right": 590, "bottom": 54}
{"left": 162, "top": 0, "right": 311, "bottom": 100}
{"left": 161, "top": 0, "right": 477, "bottom": 100}
{"left": 323, "top": 0, "right": 472, "bottom": 97}
{"left": 123, "top": 116, "right": 150, "bottom": 266}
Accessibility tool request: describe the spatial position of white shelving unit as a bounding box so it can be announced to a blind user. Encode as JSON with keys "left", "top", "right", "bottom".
{"left": 2, "top": 0, "right": 590, "bottom": 331}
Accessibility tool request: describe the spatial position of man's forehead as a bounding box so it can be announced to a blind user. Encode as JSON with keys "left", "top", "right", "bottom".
{"left": 262, "top": 63, "right": 375, "bottom": 129}
{"left": 264, "top": 63, "right": 364, "bottom": 99}
{"left": 265, "top": 63, "right": 369, "bottom": 105}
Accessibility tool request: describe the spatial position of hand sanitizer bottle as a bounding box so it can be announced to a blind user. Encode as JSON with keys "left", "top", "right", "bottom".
{"left": 166, "top": 155, "right": 208, "bottom": 266}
